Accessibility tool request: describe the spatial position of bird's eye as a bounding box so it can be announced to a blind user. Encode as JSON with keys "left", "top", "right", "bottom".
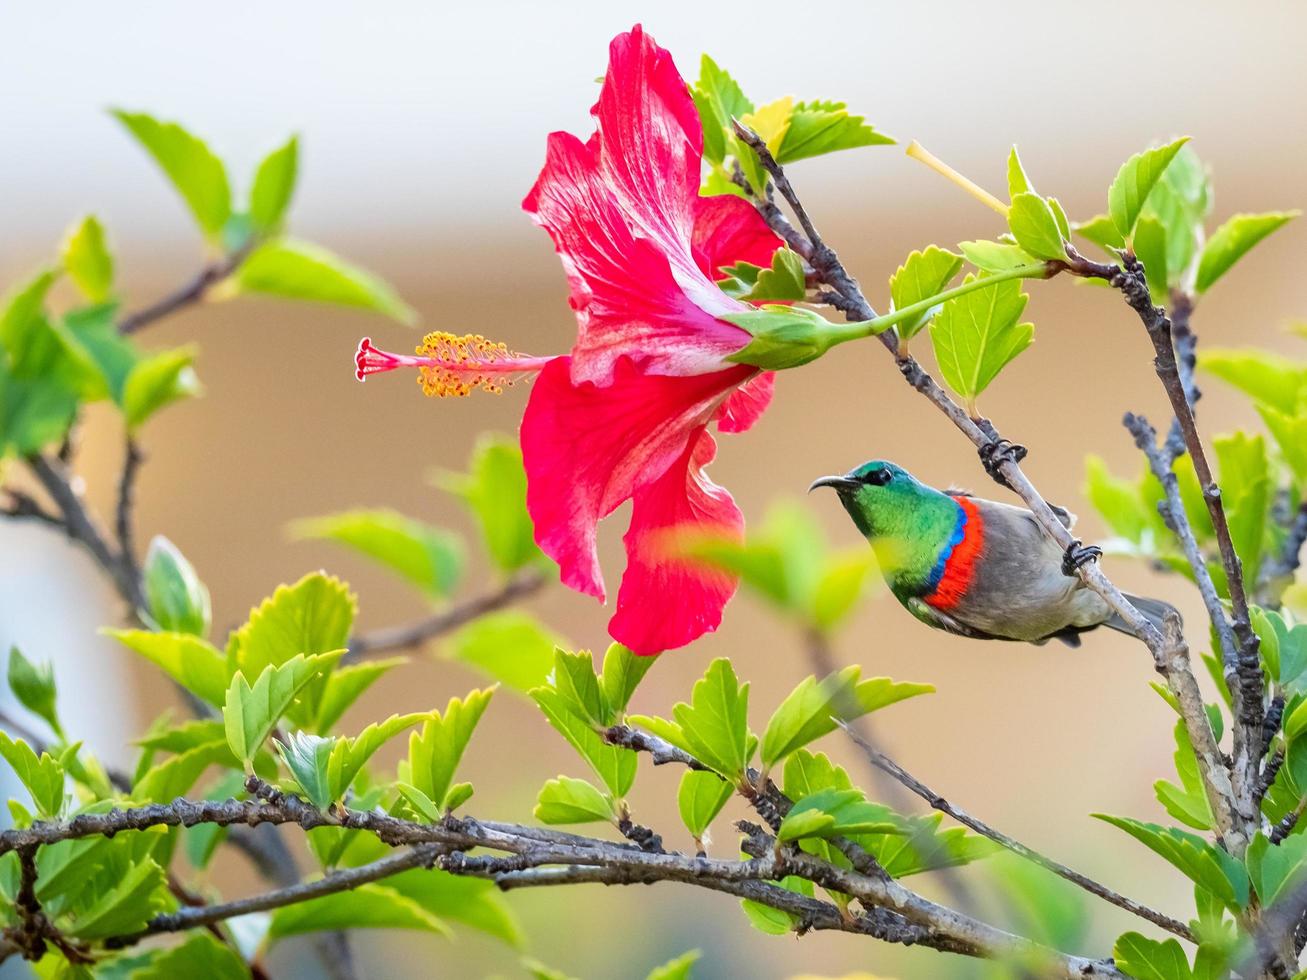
{"left": 864, "top": 468, "right": 892, "bottom": 487}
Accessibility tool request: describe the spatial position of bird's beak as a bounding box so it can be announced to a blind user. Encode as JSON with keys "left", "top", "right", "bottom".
{"left": 808, "top": 475, "right": 861, "bottom": 493}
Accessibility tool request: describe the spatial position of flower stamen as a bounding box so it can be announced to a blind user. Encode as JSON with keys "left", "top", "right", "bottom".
{"left": 354, "top": 334, "right": 551, "bottom": 398}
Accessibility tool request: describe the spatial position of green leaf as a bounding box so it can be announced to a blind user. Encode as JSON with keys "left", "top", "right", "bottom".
{"left": 67, "top": 857, "right": 168, "bottom": 940}
{"left": 122, "top": 347, "right": 200, "bottom": 431}
{"left": 646, "top": 950, "right": 701, "bottom": 980}
{"left": 1093, "top": 814, "right": 1249, "bottom": 910}
{"left": 385, "top": 866, "right": 524, "bottom": 947}
{"left": 142, "top": 536, "right": 211, "bottom": 637}
{"left": 406, "top": 688, "right": 494, "bottom": 811}
{"left": 267, "top": 882, "right": 449, "bottom": 941}
{"left": 436, "top": 434, "right": 540, "bottom": 573}
{"left": 551, "top": 649, "right": 609, "bottom": 728}
{"left": 62, "top": 216, "right": 114, "bottom": 303}
{"left": 1214, "top": 432, "right": 1270, "bottom": 588}
{"left": 760, "top": 667, "right": 931, "bottom": 768}
{"left": 929, "top": 274, "right": 1034, "bottom": 409}
{"left": 1113, "top": 932, "right": 1197, "bottom": 980}
{"left": 532, "top": 686, "right": 636, "bottom": 799}
{"left": 1083, "top": 455, "right": 1153, "bottom": 544}
{"left": 1258, "top": 405, "right": 1307, "bottom": 488}
{"left": 775, "top": 99, "right": 892, "bottom": 163}
{"left": 1246, "top": 831, "right": 1307, "bottom": 908}
{"left": 106, "top": 629, "right": 229, "bottom": 708}
{"left": 111, "top": 110, "right": 231, "bottom": 240}
{"left": 0, "top": 359, "right": 78, "bottom": 456}
{"left": 1006, "top": 146, "right": 1033, "bottom": 198}
{"left": 810, "top": 551, "right": 877, "bottom": 630}
{"left": 127, "top": 933, "right": 248, "bottom": 980}
{"left": 677, "top": 770, "right": 733, "bottom": 839}
{"left": 248, "top": 135, "right": 299, "bottom": 234}
{"left": 1133, "top": 216, "right": 1169, "bottom": 303}
{"left": 1007, "top": 193, "right": 1068, "bottom": 261}
{"left": 223, "top": 652, "right": 342, "bottom": 765}
{"left": 133, "top": 740, "right": 232, "bottom": 801}
{"left": 233, "top": 239, "right": 415, "bottom": 323}
{"left": 599, "top": 643, "right": 655, "bottom": 718}
{"left": 275, "top": 732, "right": 336, "bottom": 809}
{"left": 443, "top": 612, "right": 560, "bottom": 694}
{"left": 724, "top": 305, "right": 849, "bottom": 371}
{"left": 888, "top": 246, "right": 964, "bottom": 342}
{"left": 1196, "top": 211, "right": 1298, "bottom": 293}
{"left": 670, "top": 658, "right": 751, "bottom": 781}
{"left": 227, "top": 572, "right": 356, "bottom": 726}
{"left": 0, "top": 731, "right": 64, "bottom": 818}
{"left": 1073, "top": 213, "right": 1126, "bottom": 254}
{"left": 8, "top": 647, "right": 62, "bottom": 738}
{"left": 320, "top": 712, "right": 432, "bottom": 805}
{"left": 1139, "top": 145, "right": 1211, "bottom": 287}
{"left": 533, "top": 775, "right": 613, "bottom": 824}
{"left": 289, "top": 509, "right": 463, "bottom": 600}
{"left": 724, "top": 248, "right": 807, "bottom": 302}
{"left": 739, "top": 876, "right": 814, "bottom": 935}
{"left": 778, "top": 787, "right": 900, "bottom": 842}
{"left": 1154, "top": 719, "right": 1215, "bottom": 831}
{"left": 1198, "top": 348, "right": 1307, "bottom": 416}
{"left": 1107, "top": 138, "right": 1190, "bottom": 239}
{"left": 691, "top": 55, "right": 754, "bottom": 166}
{"left": 865, "top": 811, "right": 998, "bottom": 877}
{"left": 60, "top": 304, "right": 138, "bottom": 403}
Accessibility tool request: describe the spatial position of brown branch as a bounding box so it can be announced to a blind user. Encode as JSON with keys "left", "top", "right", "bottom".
{"left": 0, "top": 488, "right": 63, "bottom": 528}
{"left": 118, "top": 246, "right": 251, "bottom": 336}
{"left": 729, "top": 123, "right": 1241, "bottom": 852}
{"left": 347, "top": 568, "right": 547, "bottom": 660}
{"left": 115, "top": 438, "right": 144, "bottom": 592}
{"left": 833, "top": 720, "right": 1194, "bottom": 941}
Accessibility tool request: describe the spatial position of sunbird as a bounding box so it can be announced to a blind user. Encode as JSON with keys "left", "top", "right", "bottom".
{"left": 811, "top": 460, "right": 1177, "bottom": 646}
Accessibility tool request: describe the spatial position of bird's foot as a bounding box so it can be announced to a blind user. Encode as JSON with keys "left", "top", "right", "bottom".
{"left": 1061, "top": 540, "right": 1103, "bottom": 577}
{"left": 978, "top": 439, "right": 1027, "bottom": 489}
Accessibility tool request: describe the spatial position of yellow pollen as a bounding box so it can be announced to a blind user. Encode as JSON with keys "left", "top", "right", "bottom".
{"left": 414, "top": 331, "right": 526, "bottom": 398}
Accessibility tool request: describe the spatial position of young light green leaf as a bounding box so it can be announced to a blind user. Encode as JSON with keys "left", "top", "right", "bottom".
{"left": 1006, "top": 146, "right": 1034, "bottom": 198}
{"left": 776, "top": 100, "right": 893, "bottom": 163}
{"left": 1133, "top": 216, "right": 1169, "bottom": 303}
{"left": 248, "top": 135, "right": 299, "bottom": 233}
{"left": 778, "top": 787, "right": 900, "bottom": 842}
{"left": 142, "top": 535, "right": 211, "bottom": 637}
{"left": 105, "top": 630, "right": 229, "bottom": 708}
{"left": 67, "top": 856, "right": 168, "bottom": 940}
{"left": 275, "top": 732, "right": 336, "bottom": 809}
{"left": 443, "top": 612, "right": 561, "bottom": 694}
{"left": 1214, "top": 431, "right": 1270, "bottom": 588}
{"left": 533, "top": 775, "right": 613, "bottom": 824}
{"left": 1245, "top": 831, "right": 1307, "bottom": 909}
{"left": 267, "top": 882, "right": 449, "bottom": 941}
{"left": 385, "top": 865, "right": 524, "bottom": 948}
{"left": 958, "top": 240, "right": 1039, "bottom": 274}
{"left": 7, "top": 647, "right": 62, "bottom": 738}
{"left": 1007, "top": 193, "right": 1067, "bottom": 261}
{"left": 1093, "top": 814, "right": 1249, "bottom": 911}
{"left": 0, "top": 731, "right": 64, "bottom": 818}
{"left": 1112, "top": 932, "right": 1199, "bottom": 980}
{"left": 551, "top": 649, "right": 609, "bottom": 728}
{"left": 224, "top": 652, "right": 342, "bottom": 765}
{"left": 313, "top": 657, "right": 405, "bottom": 733}
{"left": 122, "top": 347, "right": 200, "bottom": 431}
{"left": 436, "top": 434, "right": 540, "bottom": 573}
{"left": 1197, "top": 348, "right": 1307, "bottom": 416}
{"left": 1195, "top": 211, "right": 1299, "bottom": 293}
{"left": 132, "top": 740, "right": 233, "bottom": 802}
{"left": 677, "top": 769, "right": 733, "bottom": 839}
{"left": 61, "top": 216, "right": 114, "bottom": 303}
{"left": 691, "top": 55, "right": 754, "bottom": 166}
{"left": 1083, "top": 455, "right": 1154, "bottom": 544}
{"left": 599, "top": 643, "right": 655, "bottom": 718}
{"left": 1153, "top": 719, "right": 1214, "bottom": 831}
{"left": 646, "top": 950, "right": 701, "bottom": 980}
{"left": 127, "top": 932, "right": 249, "bottom": 980}
{"left": 889, "top": 246, "right": 963, "bottom": 342}
{"left": 234, "top": 239, "right": 415, "bottom": 323}
{"left": 760, "top": 667, "right": 932, "bottom": 768}
{"left": 810, "top": 551, "right": 877, "bottom": 630}
{"left": 532, "top": 686, "right": 636, "bottom": 798}
{"left": 670, "top": 658, "right": 752, "bottom": 781}
{"left": 406, "top": 688, "right": 494, "bottom": 811}
{"left": 1107, "top": 138, "right": 1190, "bottom": 239}
{"left": 929, "top": 275, "right": 1034, "bottom": 411}
{"left": 289, "top": 509, "right": 463, "bottom": 600}
{"left": 111, "top": 110, "right": 231, "bottom": 240}
{"left": 1073, "top": 213, "right": 1126, "bottom": 254}
{"left": 730, "top": 248, "right": 807, "bottom": 302}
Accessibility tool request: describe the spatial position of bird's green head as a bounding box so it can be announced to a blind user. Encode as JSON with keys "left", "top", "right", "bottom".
{"left": 809, "top": 460, "right": 954, "bottom": 542}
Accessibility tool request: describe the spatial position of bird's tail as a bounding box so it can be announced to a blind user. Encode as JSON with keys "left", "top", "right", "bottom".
{"left": 1103, "top": 593, "right": 1182, "bottom": 636}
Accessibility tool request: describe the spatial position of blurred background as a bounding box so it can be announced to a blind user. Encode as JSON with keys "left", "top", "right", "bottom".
{"left": 2, "top": 0, "right": 1305, "bottom": 976}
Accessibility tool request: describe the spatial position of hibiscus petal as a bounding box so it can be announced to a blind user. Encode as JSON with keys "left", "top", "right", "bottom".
{"left": 716, "top": 370, "right": 776, "bottom": 434}
{"left": 609, "top": 426, "right": 742, "bottom": 654}
{"left": 521, "top": 356, "right": 752, "bottom": 601}
{"left": 692, "top": 194, "right": 784, "bottom": 281}
{"left": 523, "top": 129, "right": 748, "bottom": 385}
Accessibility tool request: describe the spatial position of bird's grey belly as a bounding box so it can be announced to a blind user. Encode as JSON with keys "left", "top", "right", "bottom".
{"left": 950, "top": 534, "right": 1112, "bottom": 641}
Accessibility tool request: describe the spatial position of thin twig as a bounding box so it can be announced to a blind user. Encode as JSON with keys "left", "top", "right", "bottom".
{"left": 115, "top": 438, "right": 144, "bottom": 592}
{"left": 347, "top": 568, "right": 547, "bottom": 660}
{"left": 118, "top": 246, "right": 251, "bottom": 336}
{"left": 833, "top": 720, "right": 1194, "bottom": 941}
{"left": 0, "top": 488, "right": 63, "bottom": 528}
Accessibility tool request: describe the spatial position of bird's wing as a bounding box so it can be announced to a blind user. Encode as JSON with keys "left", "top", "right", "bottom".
{"left": 950, "top": 489, "right": 1075, "bottom": 528}
{"left": 903, "top": 596, "right": 1007, "bottom": 641}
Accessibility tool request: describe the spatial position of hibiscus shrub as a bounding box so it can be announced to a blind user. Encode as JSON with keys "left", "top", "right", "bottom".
{"left": 2, "top": 22, "right": 1306, "bottom": 980}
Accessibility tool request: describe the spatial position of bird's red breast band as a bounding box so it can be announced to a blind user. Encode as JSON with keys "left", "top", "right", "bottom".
{"left": 925, "top": 496, "right": 983, "bottom": 610}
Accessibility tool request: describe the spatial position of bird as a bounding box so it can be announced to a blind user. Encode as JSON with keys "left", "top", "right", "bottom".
{"left": 809, "top": 459, "right": 1177, "bottom": 646}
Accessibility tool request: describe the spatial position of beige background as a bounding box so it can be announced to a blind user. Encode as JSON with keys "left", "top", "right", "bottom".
{"left": 2, "top": 1, "right": 1306, "bottom": 977}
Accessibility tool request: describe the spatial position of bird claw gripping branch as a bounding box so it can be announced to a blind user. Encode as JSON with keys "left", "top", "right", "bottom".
{"left": 1061, "top": 541, "right": 1103, "bottom": 577}
{"left": 977, "top": 438, "right": 1028, "bottom": 490}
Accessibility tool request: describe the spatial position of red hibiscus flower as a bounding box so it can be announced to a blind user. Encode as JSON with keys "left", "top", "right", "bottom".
{"left": 357, "top": 25, "right": 785, "bottom": 654}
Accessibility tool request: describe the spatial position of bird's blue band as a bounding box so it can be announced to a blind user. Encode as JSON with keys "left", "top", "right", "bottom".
{"left": 925, "top": 502, "right": 968, "bottom": 594}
